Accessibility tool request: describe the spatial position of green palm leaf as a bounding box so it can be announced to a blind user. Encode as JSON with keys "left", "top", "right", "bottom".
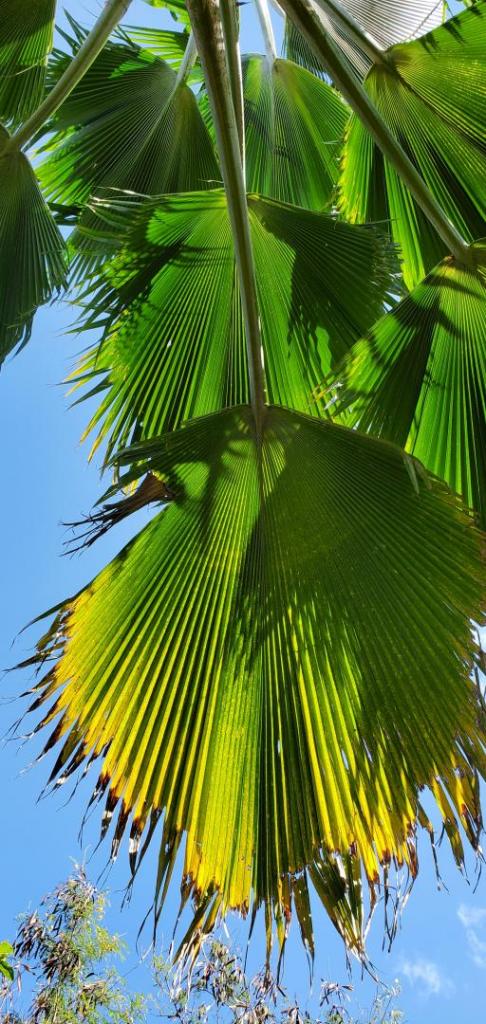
{"left": 122, "top": 25, "right": 193, "bottom": 68}
{"left": 0, "top": 0, "right": 56, "bottom": 125}
{"left": 331, "top": 0, "right": 443, "bottom": 47}
{"left": 243, "top": 54, "right": 348, "bottom": 208}
{"left": 53, "top": 14, "right": 194, "bottom": 75}
{"left": 283, "top": 17, "right": 327, "bottom": 76}
{"left": 69, "top": 189, "right": 393, "bottom": 460}
{"left": 283, "top": 0, "right": 443, "bottom": 80}
{"left": 340, "top": 2, "right": 486, "bottom": 288}
{"left": 0, "top": 128, "right": 65, "bottom": 364}
{"left": 143, "top": 0, "right": 191, "bottom": 30}
{"left": 38, "top": 37, "right": 218, "bottom": 207}
{"left": 326, "top": 243, "right": 486, "bottom": 525}
{"left": 26, "top": 405, "right": 485, "bottom": 956}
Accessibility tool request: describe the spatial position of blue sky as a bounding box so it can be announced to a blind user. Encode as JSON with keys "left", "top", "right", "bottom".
{"left": 1, "top": 1, "right": 485, "bottom": 1020}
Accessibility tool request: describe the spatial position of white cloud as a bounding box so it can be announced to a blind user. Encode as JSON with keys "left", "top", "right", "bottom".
{"left": 400, "top": 957, "right": 454, "bottom": 997}
{"left": 467, "top": 931, "right": 486, "bottom": 970}
{"left": 457, "top": 904, "right": 486, "bottom": 969}
{"left": 457, "top": 904, "right": 486, "bottom": 929}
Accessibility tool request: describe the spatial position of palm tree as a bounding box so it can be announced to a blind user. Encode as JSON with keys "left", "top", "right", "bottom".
{"left": 2, "top": 0, "right": 485, "bottom": 965}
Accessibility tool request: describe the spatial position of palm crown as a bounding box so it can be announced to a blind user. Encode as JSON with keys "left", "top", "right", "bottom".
{"left": 2, "top": 0, "right": 485, "bottom": 967}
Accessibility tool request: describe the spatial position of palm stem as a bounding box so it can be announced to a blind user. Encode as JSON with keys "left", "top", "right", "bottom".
{"left": 280, "top": 0, "right": 472, "bottom": 264}
{"left": 315, "top": 0, "right": 385, "bottom": 64}
{"left": 4, "top": 0, "right": 132, "bottom": 154}
{"left": 220, "top": 0, "right": 246, "bottom": 169}
{"left": 174, "top": 31, "right": 198, "bottom": 88}
{"left": 254, "top": 0, "right": 278, "bottom": 61}
{"left": 186, "top": 0, "right": 266, "bottom": 435}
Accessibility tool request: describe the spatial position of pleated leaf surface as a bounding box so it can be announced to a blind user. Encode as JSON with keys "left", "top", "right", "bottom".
{"left": 70, "top": 189, "right": 393, "bottom": 461}
{"left": 242, "top": 55, "right": 348, "bottom": 209}
{"left": 328, "top": 243, "right": 486, "bottom": 525}
{"left": 122, "top": 24, "right": 194, "bottom": 69}
{"left": 339, "top": 0, "right": 443, "bottom": 47}
{"left": 38, "top": 37, "right": 218, "bottom": 207}
{"left": 340, "top": 3, "right": 486, "bottom": 288}
{"left": 0, "top": 0, "right": 56, "bottom": 125}
{"left": 27, "top": 405, "right": 485, "bottom": 953}
{"left": 283, "top": 0, "right": 443, "bottom": 80}
{"left": 283, "top": 16, "right": 329, "bottom": 79}
{"left": 0, "top": 127, "right": 65, "bottom": 364}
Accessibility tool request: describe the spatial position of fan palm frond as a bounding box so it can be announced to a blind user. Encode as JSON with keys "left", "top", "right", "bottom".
{"left": 325, "top": 243, "right": 486, "bottom": 525}
{"left": 38, "top": 37, "right": 218, "bottom": 206}
{"left": 26, "top": 406, "right": 485, "bottom": 958}
{"left": 25, "top": 407, "right": 486, "bottom": 958}
{"left": 243, "top": 54, "right": 348, "bottom": 208}
{"left": 0, "top": 0, "right": 56, "bottom": 124}
{"left": 283, "top": 0, "right": 443, "bottom": 79}
{"left": 0, "top": 128, "right": 65, "bottom": 364}
{"left": 68, "top": 189, "right": 393, "bottom": 460}
{"left": 340, "top": 2, "right": 486, "bottom": 287}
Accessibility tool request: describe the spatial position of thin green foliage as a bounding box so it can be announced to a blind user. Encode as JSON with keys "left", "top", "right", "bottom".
{"left": 1, "top": 870, "right": 146, "bottom": 1024}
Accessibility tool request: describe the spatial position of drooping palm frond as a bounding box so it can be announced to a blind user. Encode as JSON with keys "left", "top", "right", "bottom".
{"left": 68, "top": 189, "right": 394, "bottom": 461}
{"left": 340, "top": 2, "right": 486, "bottom": 288}
{"left": 283, "top": 16, "right": 329, "bottom": 78}
{"left": 333, "top": 0, "right": 444, "bottom": 47}
{"left": 283, "top": 0, "right": 443, "bottom": 79}
{"left": 250, "top": 193, "right": 395, "bottom": 396}
{"left": 284, "top": 4, "right": 372, "bottom": 80}
{"left": 40, "top": 38, "right": 347, "bottom": 218}
{"left": 0, "top": 0, "right": 56, "bottom": 125}
{"left": 243, "top": 54, "right": 348, "bottom": 208}
{"left": 38, "top": 37, "right": 218, "bottom": 207}
{"left": 0, "top": 128, "right": 65, "bottom": 364}
{"left": 122, "top": 24, "right": 193, "bottom": 68}
{"left": 166, "top": 847, "right": 366, "bottom": 966}
{"left": 71, "top": 191, "right": 248, "bottom": 458}
{"left": 25, "top": 406, "right": 485, "bottom": 957}
{"left": 325, "top": 243, "right": 486, "bottom": 525}
{"left": 56, "top": 13, "right": 196, "bottom": 75}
